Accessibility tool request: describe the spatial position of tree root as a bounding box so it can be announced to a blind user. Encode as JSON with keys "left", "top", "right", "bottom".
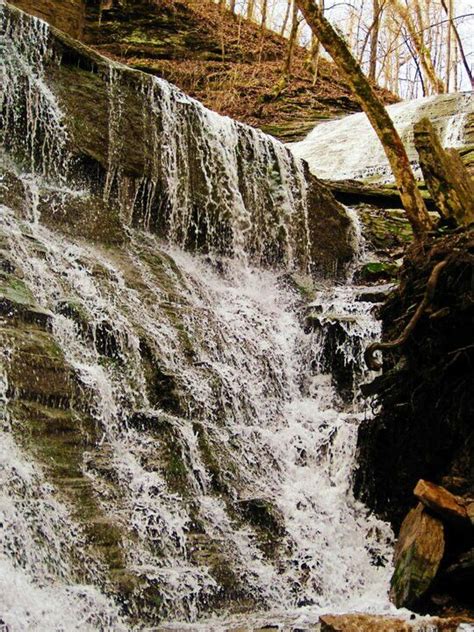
{"left": 365, "top": 259, "right": 448, "bottom": 371}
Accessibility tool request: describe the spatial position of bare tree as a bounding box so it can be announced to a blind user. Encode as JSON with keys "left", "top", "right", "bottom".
{"left": 294, "top": 0, "right": 434, "bottom": 237}
{"left": 392, "top": 0, "right": 445, "bottom": 94}
{"left": 369, "top": 0, "right": 381, "bottom": 81}
{"left": 308, "top": 0, "right": 324, "bottom": 84}
{"left": 440, "top": 0, "right": 474, "bottom": 89}
{"left": 283, "top": 1, "right": 300, "bottom": 78}
{"left": 280, "top": 0, "right": 292, "bottom": 36}
{"left": 247, "top": 0, "right": 255, "bottom": 21}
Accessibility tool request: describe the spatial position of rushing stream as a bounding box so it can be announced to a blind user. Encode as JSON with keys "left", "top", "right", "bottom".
{"left": 1, "top": 4, "right": 397, "bottom": 630}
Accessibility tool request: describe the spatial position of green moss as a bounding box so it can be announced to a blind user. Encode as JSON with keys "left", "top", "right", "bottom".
{"left": 360, "top": 261, "right": 399, "bottom": 282}
{"left": 0, "top": 273, "right": 35, "bottom": 306}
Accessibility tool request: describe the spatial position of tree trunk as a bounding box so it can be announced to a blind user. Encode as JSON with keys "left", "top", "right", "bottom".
{"left": 258, "top": 0, "right": 269, "bottom": 62}
{"left": 309, "top": 0, "right": 323, "bottom": 84}
{"left": 369, "top": 0, "right": 380, "bottom": 81}
{"left": 247, "top": 0, "right": 255, "bottom": 21}
{"left": 294, "top": 0, "right": 434, "bottom": 238}
{"left": 445, "top": 0, "right": 452, "bottom": 91}
{"left": 283, "top": 1, "right": 299, "bottom": 79}
{"left": 260, "top": 0, "right": 268, "bottom": 30}
{"left": 280, "top": 0, "right": 292, "bottom": 36}
{"left": 393, "top": 0, "right": 445, "bottom": 94}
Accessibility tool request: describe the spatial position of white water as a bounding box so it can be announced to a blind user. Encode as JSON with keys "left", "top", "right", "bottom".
{"left": 291, "top": 92, "right": 473, "bottom": 183}
{"left": 1, "top": 3, "right": 398, "bottom": 629}
{"left": 0, "top": 200, "right": 395, "bottom": 628}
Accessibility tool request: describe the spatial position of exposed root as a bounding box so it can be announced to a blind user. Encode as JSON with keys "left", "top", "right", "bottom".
{"left": 365, "top": 259, "right": 448, "bottom": 370}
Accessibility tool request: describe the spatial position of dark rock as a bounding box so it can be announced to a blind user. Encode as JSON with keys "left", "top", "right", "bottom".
{"left": 355, "top": 231, "right": 474, "bottom": 531}
{"left": 236, "top": 498, "right": 285, "bottom": 538}
{"left": 445, "top": 548, "right": 474, "bottom": 585}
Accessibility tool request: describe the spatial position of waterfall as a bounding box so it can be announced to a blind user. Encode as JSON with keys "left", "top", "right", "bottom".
{"left": 1, "top": 3, "right": 312, "bottom": 272}
{"left": 290, "top": 92, "right": 473, "bottom": 183}
{"left": 1, "top": 3, "right": 396, "bottom": 629}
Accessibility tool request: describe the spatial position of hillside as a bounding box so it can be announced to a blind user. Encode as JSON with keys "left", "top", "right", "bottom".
{"left": 11, "top": 0, "right": 397, "bottom": 141}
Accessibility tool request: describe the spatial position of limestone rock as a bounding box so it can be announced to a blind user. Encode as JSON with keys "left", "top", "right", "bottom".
{"left": 390, "top": 503, "right": 445, "bottom": 608}
{"left": 9, "top": 0, "right": 85, "bottom": 38}
{"left": 414, "top": 479, "right": 469, "bottom": 525}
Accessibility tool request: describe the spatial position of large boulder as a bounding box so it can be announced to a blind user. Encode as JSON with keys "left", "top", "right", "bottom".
{"left": 390, "top": 503, "right": 445, "bottom": 608}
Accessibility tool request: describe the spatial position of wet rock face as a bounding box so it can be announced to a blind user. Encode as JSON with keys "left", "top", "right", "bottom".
{"left": 3, "top": 2, "right": 352, "bottom": 276}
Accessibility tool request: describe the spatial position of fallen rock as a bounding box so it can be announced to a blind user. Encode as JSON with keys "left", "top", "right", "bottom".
{"left": 414, "top": 479, "right": 469, "bottom": 526}
{"left": 319, "top": 614, "right": 412, "bottom": 631}
{"left": 390, "top": 503, "right": 445, "bottom": 608}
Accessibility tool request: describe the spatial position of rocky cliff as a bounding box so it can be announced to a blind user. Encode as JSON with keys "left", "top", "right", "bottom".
{"left": 3, "top": 2, "right": 353, "bottom": 275}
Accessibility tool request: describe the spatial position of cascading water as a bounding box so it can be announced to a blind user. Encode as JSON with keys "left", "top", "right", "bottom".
{"left": 1, "top": 2, "right": 312, "bottom": 272}
{"left": 290, "top": 92, "right": 473, "bottom": 183}
{"left": 1, "top": 4, "right": 397, "bottom": 630}
{"left": 1, "top": 203, "right": 395, "bottom": 628}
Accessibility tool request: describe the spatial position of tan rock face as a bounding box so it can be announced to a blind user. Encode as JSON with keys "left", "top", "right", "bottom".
{"left": 8, "top": 0, "right": 85, "bottom": 38}
{"left": 414, "top": 479, "right": 469, "bottom": 525}
{"left": 319, "top": 614, "right": 413, "bottom": 631}
{"left": 319, "top": 614, "right": 474, "bottom": 631}
{"left": 390, "top": 503, "right": 445, "bottom": 608}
